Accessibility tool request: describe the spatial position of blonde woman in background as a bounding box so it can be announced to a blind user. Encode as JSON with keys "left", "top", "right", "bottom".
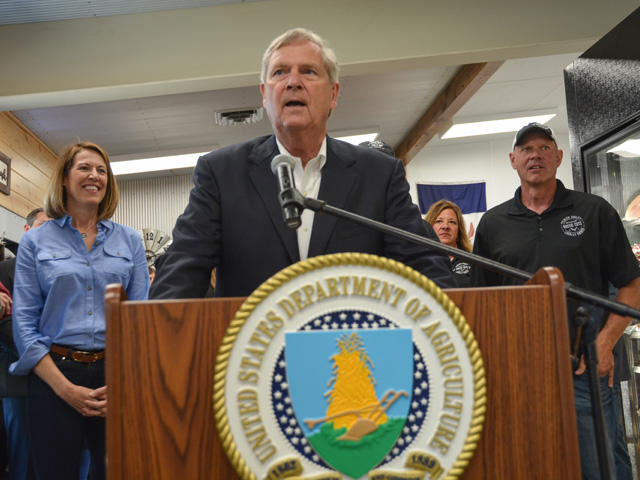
{"left": 11, "top": 142, "right": 149, "bottom": 480}
{"left": 425, "top": 199, "right": 472, "bottom": 287}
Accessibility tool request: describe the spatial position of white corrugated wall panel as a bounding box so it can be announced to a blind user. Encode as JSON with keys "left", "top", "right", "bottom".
{"left": 112, "top": 174, "right": 193, "bottom": 238}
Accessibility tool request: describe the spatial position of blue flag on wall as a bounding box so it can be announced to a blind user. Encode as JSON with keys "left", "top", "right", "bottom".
{"left": 417, "top": 181, "right": 487, "bottom": 242}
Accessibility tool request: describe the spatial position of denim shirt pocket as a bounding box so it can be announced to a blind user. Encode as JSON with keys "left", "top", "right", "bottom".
{"left": 36, "top": 248, "right": 74, "bottom": 281}
{"left": 103, "top": 245, "right": 134, "bottom": 281}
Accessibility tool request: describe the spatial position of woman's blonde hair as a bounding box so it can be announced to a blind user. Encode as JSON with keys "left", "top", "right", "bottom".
{"left": 424, "top": 199, "right": 472, "bottom": 252}
{"left": 44, "top": 141, "right": 119, "bottom": 220}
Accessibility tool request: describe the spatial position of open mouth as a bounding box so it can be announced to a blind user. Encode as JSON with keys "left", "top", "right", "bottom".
{"left": 285, "top": 101, "right": 306, "bottom": 107}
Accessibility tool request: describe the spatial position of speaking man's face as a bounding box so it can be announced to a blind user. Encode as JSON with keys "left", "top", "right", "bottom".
{"left": 261, "top": 40, "right": 339, "bottom": 138}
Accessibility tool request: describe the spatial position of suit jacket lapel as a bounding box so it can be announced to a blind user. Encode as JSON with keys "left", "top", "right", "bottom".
{"left": 248, "top": 136, "right": 300, "bottom": 263}
{"left": 308, "top": 138, "right": 357, "bottom": 257}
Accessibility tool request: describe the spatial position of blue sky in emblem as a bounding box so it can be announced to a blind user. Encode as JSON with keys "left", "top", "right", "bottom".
{"left": 285, "top": 328, "right": 413, "bottom": 437}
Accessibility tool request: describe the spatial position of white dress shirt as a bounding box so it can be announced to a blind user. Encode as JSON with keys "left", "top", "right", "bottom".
{"left": 275, "top": 138, "right": 327, "bottom": 260}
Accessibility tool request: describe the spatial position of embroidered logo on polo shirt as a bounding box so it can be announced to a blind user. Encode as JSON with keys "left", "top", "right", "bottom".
{"left": 560, "top": 215, "right": 585, "bottom": 237}
{"left": 452, "top": 262, "right": 471, "bottom": 275}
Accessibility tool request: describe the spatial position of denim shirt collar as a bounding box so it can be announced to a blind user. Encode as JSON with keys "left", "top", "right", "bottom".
{"left": 53, "top": 215, "right": 114, "bottom": 232}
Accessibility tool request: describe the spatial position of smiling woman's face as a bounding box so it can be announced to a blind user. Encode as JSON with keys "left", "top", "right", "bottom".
{"left": 63, "top": 149, "right": 108, "bottom": 213}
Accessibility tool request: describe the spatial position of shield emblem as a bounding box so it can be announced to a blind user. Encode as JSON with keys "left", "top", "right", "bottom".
{"left": 285, "top": 327, "right": 413, "bottom": 478}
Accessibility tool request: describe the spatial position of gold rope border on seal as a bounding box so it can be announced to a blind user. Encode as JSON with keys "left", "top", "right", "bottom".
{"left": 213, "top": 252, "right": 486, "bottom": 480}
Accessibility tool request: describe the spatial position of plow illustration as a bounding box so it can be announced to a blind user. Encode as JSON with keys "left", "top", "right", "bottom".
{"left": 304, "top": 390, "right": 408, "bottom": 441}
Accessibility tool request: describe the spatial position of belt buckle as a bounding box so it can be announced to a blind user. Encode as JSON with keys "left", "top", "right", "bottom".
{"left": 71, "top": 350, "right": 99, "bottom": 363}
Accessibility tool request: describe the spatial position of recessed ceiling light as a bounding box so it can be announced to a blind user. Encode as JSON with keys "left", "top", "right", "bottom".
{"left": 440, "top": 112, "right": 556, "bottom": 139}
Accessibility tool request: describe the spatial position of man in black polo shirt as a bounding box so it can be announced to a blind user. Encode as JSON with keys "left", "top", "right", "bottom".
{"left": 471, "top": 122, "right": 640, "bottom": 480}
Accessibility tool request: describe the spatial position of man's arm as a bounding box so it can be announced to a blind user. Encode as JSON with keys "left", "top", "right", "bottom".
{"left": 124, "top": 228, "right": 150, "bottom": 301}
{"left": 575, "top": 276, "right": 640, "bottom": 385}
{"left": 577, "top": 199, "right": 640, "bottom": 384}
{"left": 150, "top": 154, "right": 221, "bottom": 299}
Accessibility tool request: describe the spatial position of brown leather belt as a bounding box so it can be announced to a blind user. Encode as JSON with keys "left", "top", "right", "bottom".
{"left": 50, "top": 344, "right": 104, "bottom": 363}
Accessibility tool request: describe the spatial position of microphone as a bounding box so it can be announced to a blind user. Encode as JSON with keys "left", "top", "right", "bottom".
{"left": 270, "top": 154, "right": 302, "bottom": 230}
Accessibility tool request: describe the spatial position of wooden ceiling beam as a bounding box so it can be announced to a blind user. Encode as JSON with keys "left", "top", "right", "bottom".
{"left": 395, "top": 61, "right": 505, "bottom": 165}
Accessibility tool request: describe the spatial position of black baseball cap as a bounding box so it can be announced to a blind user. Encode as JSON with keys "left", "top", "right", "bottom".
{"left": 359, "top": 140, "right": 395, "bottom": 158}
{"left": 512, "top": 122, "right": 558, "bottom": 150}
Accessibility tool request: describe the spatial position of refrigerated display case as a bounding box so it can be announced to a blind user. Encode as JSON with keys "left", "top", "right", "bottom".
{"left": 582, "top": 113, "right": 640, "bottom": 263}
{"left": 582, "top": 113, "right": 640, "bottom": 474}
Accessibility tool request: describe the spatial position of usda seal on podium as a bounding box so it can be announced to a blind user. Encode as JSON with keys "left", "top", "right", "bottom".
{"left": 214, "top": 253, "right": 485, "bottom": 480}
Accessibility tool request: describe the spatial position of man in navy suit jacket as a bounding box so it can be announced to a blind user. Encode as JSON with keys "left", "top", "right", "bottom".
{"left": 150, "top": 28, "right": 455, "bottom": 299}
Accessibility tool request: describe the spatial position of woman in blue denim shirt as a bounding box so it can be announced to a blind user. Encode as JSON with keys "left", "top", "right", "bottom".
{"left": 11, "top": 142, "right": 150, "bottom": 480}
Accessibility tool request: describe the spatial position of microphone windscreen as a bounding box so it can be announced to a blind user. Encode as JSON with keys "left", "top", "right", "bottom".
{"left": 270, "top": 154, "right": 296, "bottom": 174}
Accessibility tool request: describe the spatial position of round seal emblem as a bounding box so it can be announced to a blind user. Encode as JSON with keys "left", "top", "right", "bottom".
{"left": 214, "top": 253, "right": 485, "bottom": 480}
{"left": 560, "top": 215, "right": 586, "bottom": 237}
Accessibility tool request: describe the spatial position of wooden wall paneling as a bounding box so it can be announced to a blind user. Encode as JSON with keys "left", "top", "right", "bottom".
{"left": 0, "top": 112, "right": 56, "bottom": 217}
{"left": 0, "top": 113, "right": 55, "bottom": 174}
{"left": 0, "top": 189, "right": 31, "bottom": 217}
{"left": 9, "top": 163, "right": 51, "bottom": 199}
{"left": 8, "top": 171, "right": 46, "bottom": 206}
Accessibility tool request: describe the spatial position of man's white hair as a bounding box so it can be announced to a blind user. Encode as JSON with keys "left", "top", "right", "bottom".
{"left": 261, "top": 28, "right": 340, "bottom": 84}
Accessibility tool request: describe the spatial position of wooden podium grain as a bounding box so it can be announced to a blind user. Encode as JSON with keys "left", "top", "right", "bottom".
{"left": 105, "top": 267, "right": 580, "bottom": 479}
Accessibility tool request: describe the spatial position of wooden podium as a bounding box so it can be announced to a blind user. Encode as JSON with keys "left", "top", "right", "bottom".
{"left": 105, "top": 267, "right": 580, "bottom": 479}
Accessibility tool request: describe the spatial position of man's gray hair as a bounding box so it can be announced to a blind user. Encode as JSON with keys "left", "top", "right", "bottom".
{"left": 261, "top": 28, "right": 340, "bottom": 84}
{"left": 26, "top": 208, "right": 44, "bottom": 228}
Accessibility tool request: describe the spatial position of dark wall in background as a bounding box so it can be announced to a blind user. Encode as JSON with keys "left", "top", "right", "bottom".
{"left": 564, "top": 6, "right": 640, "bottom": 191}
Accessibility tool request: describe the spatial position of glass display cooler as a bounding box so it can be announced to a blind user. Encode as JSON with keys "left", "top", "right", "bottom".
{"left": 582, "top": 113, "right": 640, "bottom": 473}
{"left": 582, "top": 113, "right": 640, "bottom": 259}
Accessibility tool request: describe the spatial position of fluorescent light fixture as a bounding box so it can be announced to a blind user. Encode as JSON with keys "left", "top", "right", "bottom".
{"left": 440, "top": 112, "right": 556, "bottom": 140}
{"left": 607, "top": 139, "right": 640, "bottom": 158}
{"left": 109, "top": 130, "right": 380, "bottom": 176}
{"left": 111, "top": 152, "right": 207, "bottom": 176}
{"left": 335, "top": 133, "right": 378, "bottom": 145}
{"left": 330, "top": 127, "right": 379, "bottom": 146}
